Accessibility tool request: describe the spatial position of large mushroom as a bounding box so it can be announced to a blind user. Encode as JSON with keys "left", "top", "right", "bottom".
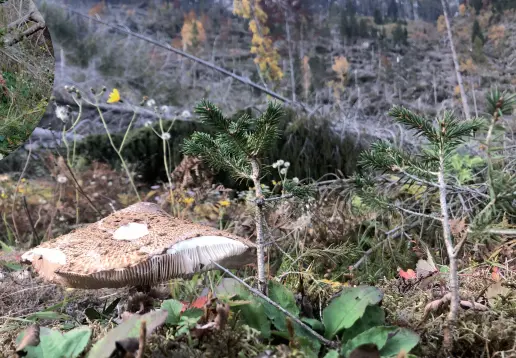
{"left": 20, "top": 202, "right": 256, "bottom": 289}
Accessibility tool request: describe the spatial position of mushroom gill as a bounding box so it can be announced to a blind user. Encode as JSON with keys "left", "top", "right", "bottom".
{"left": 20, "top": 202, "right": 256, "bottom": 289}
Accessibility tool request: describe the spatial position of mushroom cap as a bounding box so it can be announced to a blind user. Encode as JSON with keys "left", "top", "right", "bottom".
{"left": 21, "top": 202, "right": 256, "bottom": 289}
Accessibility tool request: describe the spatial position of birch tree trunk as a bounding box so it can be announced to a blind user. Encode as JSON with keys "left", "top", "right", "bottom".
{"left": 441, "top": 0, "right": 471, "bottom": 120}
{"left": 285, "top": 9, "right": 296, "bottom": 102}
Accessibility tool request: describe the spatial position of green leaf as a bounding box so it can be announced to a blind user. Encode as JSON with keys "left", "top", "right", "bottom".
{"left": 84, "top": 307, "right": 103, "bottom": 321}
{"left": 323, "top": 286, "right": 383, "bottom": 339}
{"left": 53, "top": 327, "right": 92, "bottom": 358}
{"left": 87, "top": 309, "right": 168, "bottom": 358}
{"left": 324, "top": 350, "right": 340, "bottom": 358}
{"left": 341, "top": 305, "right": 385, "bottom": 342}
{"left": 182, "top": 308, "right": 203, "bottom": 321}
{"left": 236, "top": 298, "right": 271, "bottom": 339}
{"left": 1, "top": 261, "right": 23, "bottom": 271}
{"left": 301, "top": 318, "right": 325, "bottom": 332}
{"left": 379, "top": 328, "right": 420, "bottom": 357}
{"left": 161, "top": 299, "right": 184, "bottom": 325}
{"left": 341, "top": 326, "right": 419, "bottom": 358}
{"left": 16, "top": 326, "right": 91, "bottom": 358}
{"left": 26, "top": 311, "right": 72, "bottom": 322}
{"left": 103, "top": 298, "right": 121, "bottom": 315}
{"left": 263, "top": 280, "right": 299, "bottom": 331}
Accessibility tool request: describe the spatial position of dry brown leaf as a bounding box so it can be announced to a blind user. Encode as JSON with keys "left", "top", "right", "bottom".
{"left": 213, "top": 302, "right": 230, "bottom": 330}
{"left": 16, "top": 324, "right": 40, "bottom": 355}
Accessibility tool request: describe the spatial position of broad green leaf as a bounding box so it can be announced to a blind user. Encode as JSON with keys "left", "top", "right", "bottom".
{"left": 263, "top": 280, "right": 299, "bottom": 331}
{"left": 16, "top": 326, "right": 91, "bottom": 358}
{"left": 341, "top": 326, "right": 392, "bottom": 357}
{"left": 301, "top": 318, "right": 325, "bottom": 332}
{"left": 236, "top": 298, "right": 271, "bottom": 339}
{"left": 52, "top": 327, "right": 92, "bottom": 358}
{"left": 1, "top": 261, "right": 23, "bottom": 271}
{"left": 324, "top": 350, "right": 340, "bottom": 358}
{"left": 379, "top": 327, "right": 419, "bottom": 356}
{"left": 323, "top": 286, "right": 383, "bottom": 339}
{"left": 161, "top": 299, "right": 184, "bottom": 325}
{"left": 341, "top": 326, "right": 419, "bottom": 358}
{"left": 84, "top": 307, "right": 103, "bottom": 321}
{"left": 272, "top": 328, "right": 321, "bottom": 357}
{"left": 87, "top": 309, "right": 168, "bottom": 358}
{"left": 182, "top": 308, "right": 203, "bottom": 321}
{"left": 341, "top": 305, "right": 385, "bottom": 342}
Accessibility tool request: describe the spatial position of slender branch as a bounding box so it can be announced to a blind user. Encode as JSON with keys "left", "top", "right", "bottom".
{"left": 51, "top": 4, "right": 312, "bottom": 112}
{"left": 351, "top": 223, "right": 420, "bottom": 270}
{"left": 211, "top": 261, "right": 339, "bottom": 349}
{"left": 22, "top": 196, "right": 40, "bottom": 246}
{"left": 396, "top": 169, "right": 489, "bottom": 199}
{"left": 440, "top": 0, "right": 471, "bottom": 120}
{"left": 387, "top": 203, "right": 442, "bottom": 221}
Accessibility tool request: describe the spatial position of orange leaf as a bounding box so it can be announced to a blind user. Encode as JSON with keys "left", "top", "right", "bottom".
{"left": 491, "top": 267, "right": 501, "bottom": 282}
{"left": 399, "top": 268, "right": 417, "bottom": 280}
{"left": 190, "top": 296, "right": 209, "bottom": 309}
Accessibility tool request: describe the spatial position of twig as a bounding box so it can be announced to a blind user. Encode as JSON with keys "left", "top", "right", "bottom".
{"left": 22, "top": 196, "right": 40, "bottom": 245}
{"left": 211, "top": 261, "right": 339, "bottom": 349}
{"left": 351, "top": 223, "right": 419, "bottom": 270}
{"left": 51, "top": 4, "right": 313, "bottom": 113}
{"left": 54, "top": 151, "right": 102, "bottom": 216}
{"left": 136, "top": 320, "right": 146, "bottom": 358}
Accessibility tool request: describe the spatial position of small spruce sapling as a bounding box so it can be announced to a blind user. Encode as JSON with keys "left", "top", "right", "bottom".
{"left": 182, "top": 100, "right": 313, "bottom": 294}
{"left": 358, "top": 106, "right": 484, "bottom": 349}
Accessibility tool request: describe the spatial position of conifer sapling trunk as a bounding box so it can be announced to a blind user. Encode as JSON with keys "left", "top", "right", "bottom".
{"left": 358, "top": 106, "right": 484, "bottom": 349}
{"left": 182, "top": 100, "right": 292, "bottom": 295}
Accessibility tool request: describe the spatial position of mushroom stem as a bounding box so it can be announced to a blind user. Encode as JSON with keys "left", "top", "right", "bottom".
{"left": 250, "top": 157, "right": 267, "bottom": 294}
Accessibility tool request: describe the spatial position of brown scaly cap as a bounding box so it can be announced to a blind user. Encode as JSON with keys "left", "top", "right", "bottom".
{"left": 21, "top": 202, "right": 256, "bottom": 289}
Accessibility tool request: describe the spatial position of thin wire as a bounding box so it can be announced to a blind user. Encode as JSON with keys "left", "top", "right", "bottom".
{"left": 49, "top": 3, "right": 312, "bottom": 111}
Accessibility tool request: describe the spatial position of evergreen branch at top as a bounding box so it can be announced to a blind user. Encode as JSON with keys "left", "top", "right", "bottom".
{"left": 194, "top": 99, "right": 230, "bottom": 132}
{"left": 247, "top": 101, "right": 283, "bottom": 156}
{"left": 439, "top": 112, "right": 485, "bottom": 148}
{"left": 388, "top": 105, "right": 439, "bottom": 141}
{"left": 182, "top": 132, "right": 251, "bottom": 180}
{"left": 486, "top": 88, "right": 516, "bottom": 117}
{"left": 359, "top": 141, "right": 437, "bottom": 178}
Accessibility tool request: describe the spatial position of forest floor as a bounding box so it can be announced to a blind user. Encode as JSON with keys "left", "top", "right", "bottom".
{"left": 0, "top": 165, "right": 515, "bottom": 358}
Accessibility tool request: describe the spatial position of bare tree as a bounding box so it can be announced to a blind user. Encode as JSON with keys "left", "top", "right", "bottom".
{"left": 440, "top": 0, "right": 471, "bottom": 120}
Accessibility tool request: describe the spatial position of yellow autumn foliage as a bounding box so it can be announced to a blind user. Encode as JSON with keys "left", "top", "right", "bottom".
{"left": 488, "top": 24, "right": 505, "bottom": 46}
{"left": 328, "top": 56, "right": 350, "bottom": 103}
{"left": 454, "top": 85, "right": 461, "bottom": 97}
{"left": 88, "top": 0, "right": 106, "bottom": 16}
{"left": 459, "top": 4, "right": 466, "bottom": 16}
{"left": 233, "top": 0, "right": 283, "bottom": 82}
{"left": 437, "top": 15, "right": 446, "bottom": 33}
{"left": 460, "top": 58, "right": 477, "bottom": 74}
{"left": 332, "top": 56, "right": 349, "bottom": 81}
{"left": 181, "top": 11, "right": 206, "bottom": 51}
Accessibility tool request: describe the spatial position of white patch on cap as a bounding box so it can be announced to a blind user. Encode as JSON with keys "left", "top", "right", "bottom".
{"left": 21, "top": 248, "right": 67, "bottom": 265}
{"left": 113, "top": 222, "right": 149, "bottom": 241}
{"left": 166, "top": 236, "right": 246, "bottom": 254}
